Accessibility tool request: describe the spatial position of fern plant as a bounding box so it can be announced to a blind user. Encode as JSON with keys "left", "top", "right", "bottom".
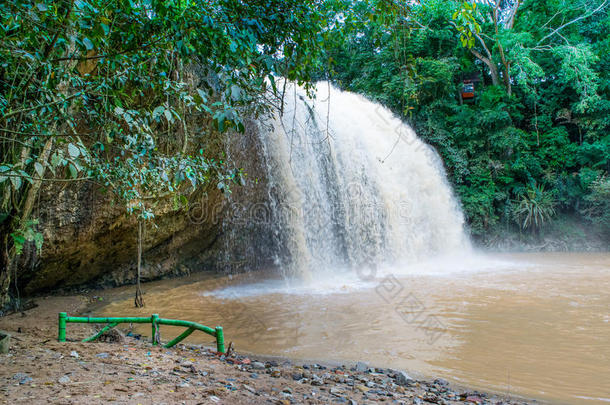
{"left": 513, "top": 184, "right": 556, "bottom": 232}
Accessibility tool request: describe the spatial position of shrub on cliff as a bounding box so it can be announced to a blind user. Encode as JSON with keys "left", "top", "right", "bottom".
{"left": 0, "top": 0, "right": 329, "bottom": 308}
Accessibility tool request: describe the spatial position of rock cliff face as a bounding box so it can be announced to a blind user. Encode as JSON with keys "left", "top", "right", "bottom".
{"left": 17, "top": 119, "right": 278, "bottom": 296}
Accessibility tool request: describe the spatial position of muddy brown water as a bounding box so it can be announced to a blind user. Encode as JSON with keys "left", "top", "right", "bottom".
{"left": 97, "top": 252, "right": 610, "bottom": 404}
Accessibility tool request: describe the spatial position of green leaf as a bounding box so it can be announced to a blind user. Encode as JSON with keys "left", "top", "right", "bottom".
{"left": 230, "top": 85, "right": 242, "bottom": 100}
{"left": 83, "top": 37, "right": 94, "bottom": 50}
{"left": 50, "top": 152, "right": 63, "bottom": 171}
{"left": 153, "top": 105, "right": 165, "bottom": 120}
{"left": 68, "top": 143, "right": 80, "bottom": 158}
{"left": 164, "top": 108, "right": 173, "bottom": 123}
{"left": 11, "top": 233, "right": 25, "bottom": 245}
{"left": 10, "top": 174, "right": 21, "bottom": 190}
{"left": 68, "top": 163, "right": 78, "bottom": 178}
{"left": 196, "top": 89, "right": 208, "bottom": 103}
{"left": 34, "top": 162, "right": 44, "bottom": 177}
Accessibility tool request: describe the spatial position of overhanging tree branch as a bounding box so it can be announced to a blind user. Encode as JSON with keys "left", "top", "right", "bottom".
{"left": 537, "top": 0, "right": 609, "bottom": 46}
{"left": 1, "top": 93, "right": 82, "bottom": 121}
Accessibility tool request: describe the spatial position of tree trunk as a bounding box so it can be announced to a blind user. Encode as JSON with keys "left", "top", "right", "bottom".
{"left": 0, "top": 4, "right": 76, "bottom": 311}
{"left": 0, "top": 137, "right": 55, "bottom": 311}
{"left": 470, "top": 49, "right": 500, "bottom": 87}
{"left": 0, "top": 221, "right": 13, "bottom": 310}
{"left": 134, "top": 220, "right": 144, "bottom": 308}
{"left": 0, "top": 254, "right": 10, "bottom": 310}
{"left": 489, "top": 63, "right": 500, "bottom": 87}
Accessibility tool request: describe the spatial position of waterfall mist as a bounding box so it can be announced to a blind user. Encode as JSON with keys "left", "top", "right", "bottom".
{"left": 255, "top": 82, "right": 470, "bottom": 279}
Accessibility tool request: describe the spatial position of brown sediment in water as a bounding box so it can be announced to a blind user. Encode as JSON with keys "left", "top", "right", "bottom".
{"left": 0, "top": 294, "right": 539, "bottom": 405}
{"left": 1, "top": 252, "right": 608, "bottom": 404}
{"left": 95, "top": 252, "right": 610, "bottom": 405}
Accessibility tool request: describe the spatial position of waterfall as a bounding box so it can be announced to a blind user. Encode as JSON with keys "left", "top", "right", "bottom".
{"left": 254, "top": 82, "right": 469, "bottom": 278}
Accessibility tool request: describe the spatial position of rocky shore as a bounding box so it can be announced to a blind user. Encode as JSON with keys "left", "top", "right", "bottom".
{"left": 0, "top": 295, "right": 539, "bottom": 405}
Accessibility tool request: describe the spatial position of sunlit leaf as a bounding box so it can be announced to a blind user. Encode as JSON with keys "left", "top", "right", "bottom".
{"left": 34, "top": 162, "right": 44, "bottom": 177}
{"left": 68, "top": 143, "right": 80, "bottom": 158}
{"left": 82, "top": 37, "right": 94, "bottom": 50}
{"left": 10, "top": 174, "right": 21, "bottom": 190}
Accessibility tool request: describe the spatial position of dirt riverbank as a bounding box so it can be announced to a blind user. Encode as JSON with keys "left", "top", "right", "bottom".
{"left": 0, "top": 294, "right": 541, "bottom": 405}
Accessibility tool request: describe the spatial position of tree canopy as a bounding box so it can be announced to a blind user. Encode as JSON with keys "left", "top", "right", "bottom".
{"left": 0, "top": 0, "right": 329, "bottom": 306}
{"left": 319, "top": 0, "right": 610, "bottom": 238}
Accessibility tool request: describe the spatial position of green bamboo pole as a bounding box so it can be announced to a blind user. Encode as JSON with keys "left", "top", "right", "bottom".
{"left": 82, "top": 323, "right": 118, "bottom": 343}
{"left": 158, "top": 318, "right": 215, "bottom": 335}
{"left": 58, "top": 312, "right": 66, "bottom": 342}
{"left": 215, "top": 326, "right": 225, "bottom": 353}
{"left": 164, "top": 326, "right": 195, "bottom": 348}
{"left": 66, "top": 316, "right": 151, "bottom": 323}
{"left": 58, "top": 313, "right": 223, "bottom": 350}
{"left": 151, "top": 314, "right": 160, "bottom": 346}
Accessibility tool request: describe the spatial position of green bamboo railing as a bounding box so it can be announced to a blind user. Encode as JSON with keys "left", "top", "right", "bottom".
{"left": 57, "top": 312, "right": 224, "bottom": 353}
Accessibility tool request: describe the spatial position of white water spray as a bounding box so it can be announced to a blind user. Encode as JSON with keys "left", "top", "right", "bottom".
{"left": 256, "top": 82, "right": 470, "bottom": 278}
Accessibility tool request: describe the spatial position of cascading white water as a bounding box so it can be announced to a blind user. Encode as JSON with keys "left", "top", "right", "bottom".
{"left": 257, "top": 82, "right": 470, "bottom": 278}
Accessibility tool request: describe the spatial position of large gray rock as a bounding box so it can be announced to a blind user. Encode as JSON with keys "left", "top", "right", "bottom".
{"left": 251, "top": 361, "right": 266, "bottom": 370}
{"left": 395, "top": 370, "right": 414, "bottom": 386}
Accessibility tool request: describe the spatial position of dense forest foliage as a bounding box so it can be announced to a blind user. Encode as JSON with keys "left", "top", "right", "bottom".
{"left": 319, "top": 0, "right": 610, "bottom": 240}
{"left": 1, "top": 0, "right": 609, "bottom": 307}
{"left": 0, "top": 0, "right": 329, "bottom": 306}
